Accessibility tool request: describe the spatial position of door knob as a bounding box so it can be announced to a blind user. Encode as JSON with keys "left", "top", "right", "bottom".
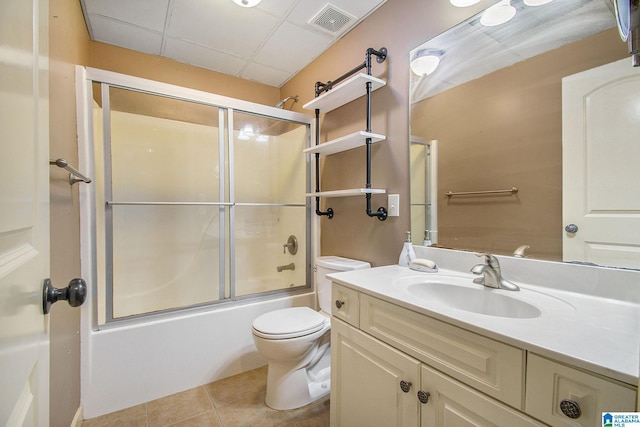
{"left": 565, "top": 224, "right": 579, "bottom": 233}
{"left": 43, "top": 278, "right": 87, "bottom": 314}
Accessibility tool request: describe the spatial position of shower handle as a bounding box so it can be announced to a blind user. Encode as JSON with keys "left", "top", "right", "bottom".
{"left": 282, "top": 235, "right": 298, "bottom": 255}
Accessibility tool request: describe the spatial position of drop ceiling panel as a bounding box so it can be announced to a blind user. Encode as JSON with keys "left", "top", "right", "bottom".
{"left": 80, "top": 0, "right": 388, "bottom": 88}
{"left": 163, "top": 38, "right": 248, "bottom": 76}
{"left": 242, "top": 63, "right": 294, "bottom": 88}
{"left": 254, "top": 22, "right": 333, "bottom": 72}
{"left": 89, "top": 15, "right": 163, "bottom": 56}
{"left": 82, "top": 0, "right": 169, "bottom": 32}
{"left": 253, "top": 0, "right": 298, "bottom": 16}
{"left": 166, "top": 0, "right": 281, "bottom": 57}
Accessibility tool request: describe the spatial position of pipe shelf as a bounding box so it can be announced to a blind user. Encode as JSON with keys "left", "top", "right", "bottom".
{"left": 306, "top": 188, "right": 386, "bottom": 198}
{"left": 303, "top": 131, "right": 385, "bottom": 156}
{"left": 307, "top": 47, "right": 389, "bottom": 221}
{"left": 303, "top": 74, "right": 386, "bottom": 113}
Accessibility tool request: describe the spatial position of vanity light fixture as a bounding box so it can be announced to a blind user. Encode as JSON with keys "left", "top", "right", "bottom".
{"left": 410, "top": 49, "right": 444, "bottom": 76}
{"left": 480, "top": 0, "right": 517, "bottom": 27}
{"left": 232, "top": 0, "right": 261, "bottom": 7}
{"left": 450, "top": 0, "right": 481, "bottom": 7}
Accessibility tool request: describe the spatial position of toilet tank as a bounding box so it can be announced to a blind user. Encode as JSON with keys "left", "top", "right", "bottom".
{"left": 316, "top": 256, "right": 371, "bottom": 314}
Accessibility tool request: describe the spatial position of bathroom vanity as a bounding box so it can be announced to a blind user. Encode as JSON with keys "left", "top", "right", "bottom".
{"left": 328, "top": 251, "right": 639, "bottom": 427}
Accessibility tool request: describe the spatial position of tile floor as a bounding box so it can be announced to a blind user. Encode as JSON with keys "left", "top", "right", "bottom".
{"left": 81, "top": 366, "right": 330, "bottom": 427}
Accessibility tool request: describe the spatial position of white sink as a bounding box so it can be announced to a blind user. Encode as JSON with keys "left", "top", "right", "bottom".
{"left": 393, "top": 275, "right": 574, "bottom": 319}
{"left": 407, "top": 281, "right": 541, "bottom": 318}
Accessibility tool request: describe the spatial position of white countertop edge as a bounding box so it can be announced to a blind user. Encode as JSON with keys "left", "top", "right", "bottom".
{"left": 328, "top": 265, "right": 640, "bottom": 386}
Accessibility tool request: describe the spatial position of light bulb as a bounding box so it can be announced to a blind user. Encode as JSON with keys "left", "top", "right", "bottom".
{"left": 232, "top": 0, "right": 261, "bottom": 7}
{"left": 410, "top": 49, "right": 444, "bottom": 76}
{"left": 480, "top": 0, "right": 516, "bottom": 27}
{"left": 523, "top": 0, "right": 553, "bottom": 5}
{"left": 450, "top": 0, "right": 481, "bottom": 6}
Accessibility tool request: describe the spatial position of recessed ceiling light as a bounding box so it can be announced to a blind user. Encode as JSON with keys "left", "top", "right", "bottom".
{"left": 232, "top": 0, "right": 261, "bottom": 7}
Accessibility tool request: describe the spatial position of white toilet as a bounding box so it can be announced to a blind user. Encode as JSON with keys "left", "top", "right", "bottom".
{"left": 251, "top": 256, "right": 371, "bottom": 410}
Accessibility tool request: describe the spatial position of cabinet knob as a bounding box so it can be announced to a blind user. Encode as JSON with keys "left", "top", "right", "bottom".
{"left": 399, "top": 380, "right": 412, "bottom": 393}
{"left": 417, "top": 390, "right": 431, "bottom": 404}
{"left": 559, "top": 399, "right": 582, "bottom": 419}
{"left": 335, "top": 299, "right": 345, "bottom": 309}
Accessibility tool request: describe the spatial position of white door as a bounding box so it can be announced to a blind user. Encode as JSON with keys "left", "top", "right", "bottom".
{"left": 0, "top": 0, "right": 50, "bottom": 425}
{"left": 562, "top": 58, "right": 640, "bottom": 269}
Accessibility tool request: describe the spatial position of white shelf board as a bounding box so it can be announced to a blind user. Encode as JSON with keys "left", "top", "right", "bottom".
{"left": 306, "top": 188, "right": 386, "bottom": 198}
{"left": 303, "top": 131, "right": 386, "bottom": 156}
{"left": 303, "top": 74, "right": 386, "bottom": 113}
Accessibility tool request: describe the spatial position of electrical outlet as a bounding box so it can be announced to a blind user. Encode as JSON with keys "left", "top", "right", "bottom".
{"left": 388, "top": 194, "right": 399, "bottom": 216}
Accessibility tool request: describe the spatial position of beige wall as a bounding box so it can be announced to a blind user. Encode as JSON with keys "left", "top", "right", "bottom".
{"left": 411, "top": 29, "right": 627, "bottom": 261}
{"left": 281, "top": 0, "right": 491, "bottom": 266}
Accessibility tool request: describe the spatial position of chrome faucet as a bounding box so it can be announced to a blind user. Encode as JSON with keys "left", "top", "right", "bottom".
{"left": 277, "top": 262, "right": 295, "bottom": 272}
{"left": 470, "top": 254, "right": 519, "bottom": 291}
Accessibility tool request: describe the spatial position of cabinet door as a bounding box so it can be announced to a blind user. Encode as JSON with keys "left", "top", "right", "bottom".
{"left": 331, "top": 318, "right": 420, "bottom": 427}
{"left": 420, "top": 365, "right": 545, "bottom": 427}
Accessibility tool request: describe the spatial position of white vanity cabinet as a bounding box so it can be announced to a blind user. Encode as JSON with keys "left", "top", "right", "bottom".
{"left": 330, "top": 283, "right": 638, "bottom": 427}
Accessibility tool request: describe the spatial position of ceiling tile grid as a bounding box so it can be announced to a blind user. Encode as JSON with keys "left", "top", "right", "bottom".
{"left": 80, "top": 0, "right": 387, "bottom": 87}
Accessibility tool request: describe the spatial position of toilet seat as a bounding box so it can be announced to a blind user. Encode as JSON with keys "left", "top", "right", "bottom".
{"left": 253, "top": 307, "right": 327, "bottom": 339}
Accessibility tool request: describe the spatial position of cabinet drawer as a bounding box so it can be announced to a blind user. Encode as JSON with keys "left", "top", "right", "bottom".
{"left": 360, "top": 294, "right": 525, "bottom": 409}
{"left": 421, "top": 364, "right": 545, "bottom": 427}
{"left": 525, "top": 354, "right": 637, "bottom": 427}
{"left": 332, "top": 283, "right": 359, "bottom": 327}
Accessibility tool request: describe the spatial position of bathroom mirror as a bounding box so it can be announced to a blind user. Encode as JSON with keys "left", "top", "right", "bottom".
{"left": 409, "top": 0, "right": 640, "bottom": 269}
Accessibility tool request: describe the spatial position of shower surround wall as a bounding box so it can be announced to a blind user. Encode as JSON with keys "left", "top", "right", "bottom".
{"left": 77, "top": 67, "right": 317, "bottom": 417}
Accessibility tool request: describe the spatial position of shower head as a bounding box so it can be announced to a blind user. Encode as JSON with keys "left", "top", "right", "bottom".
{"left": 275, "top": 95, "right": 299, "bottom": 109}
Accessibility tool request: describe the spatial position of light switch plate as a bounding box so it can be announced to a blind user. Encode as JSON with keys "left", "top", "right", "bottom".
{"left": 388, "top": 194, "right": 399, "bottom": 216}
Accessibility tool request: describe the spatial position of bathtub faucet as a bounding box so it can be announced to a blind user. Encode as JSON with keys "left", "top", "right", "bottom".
{"left": 277, "top": 263, "right": 295, "bottom": 272}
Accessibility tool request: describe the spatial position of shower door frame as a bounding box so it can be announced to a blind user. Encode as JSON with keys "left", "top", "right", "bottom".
{"left": 76, "top": 66, "right": 317, "bottom": 328}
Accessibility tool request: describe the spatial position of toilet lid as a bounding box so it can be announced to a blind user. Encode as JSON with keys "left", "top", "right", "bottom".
{"left": 252, "top": 307, "right": 325, "bottom": 337}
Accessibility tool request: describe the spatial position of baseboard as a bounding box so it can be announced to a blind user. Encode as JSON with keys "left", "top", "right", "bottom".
{"left": 70, "top": 406, "right": 83, "bottom": 427}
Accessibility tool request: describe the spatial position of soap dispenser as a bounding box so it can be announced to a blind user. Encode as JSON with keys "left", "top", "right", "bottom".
{"left": 398, "top": 231, "right": 417, "bottom": 267}
{"left": 423, "top": 230, "right": 432, "bottom": 247}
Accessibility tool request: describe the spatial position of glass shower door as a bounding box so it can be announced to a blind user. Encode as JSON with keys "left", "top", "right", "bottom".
{"left": 99, "top": 86, "right": 225, "bottom": 321}
{"left": 231, "top": 112, "right": 309, "bottom": 297}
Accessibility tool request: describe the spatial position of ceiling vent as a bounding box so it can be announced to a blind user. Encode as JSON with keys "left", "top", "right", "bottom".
{"left": 308, "top": 4, "right": 357, "bottom": 36}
